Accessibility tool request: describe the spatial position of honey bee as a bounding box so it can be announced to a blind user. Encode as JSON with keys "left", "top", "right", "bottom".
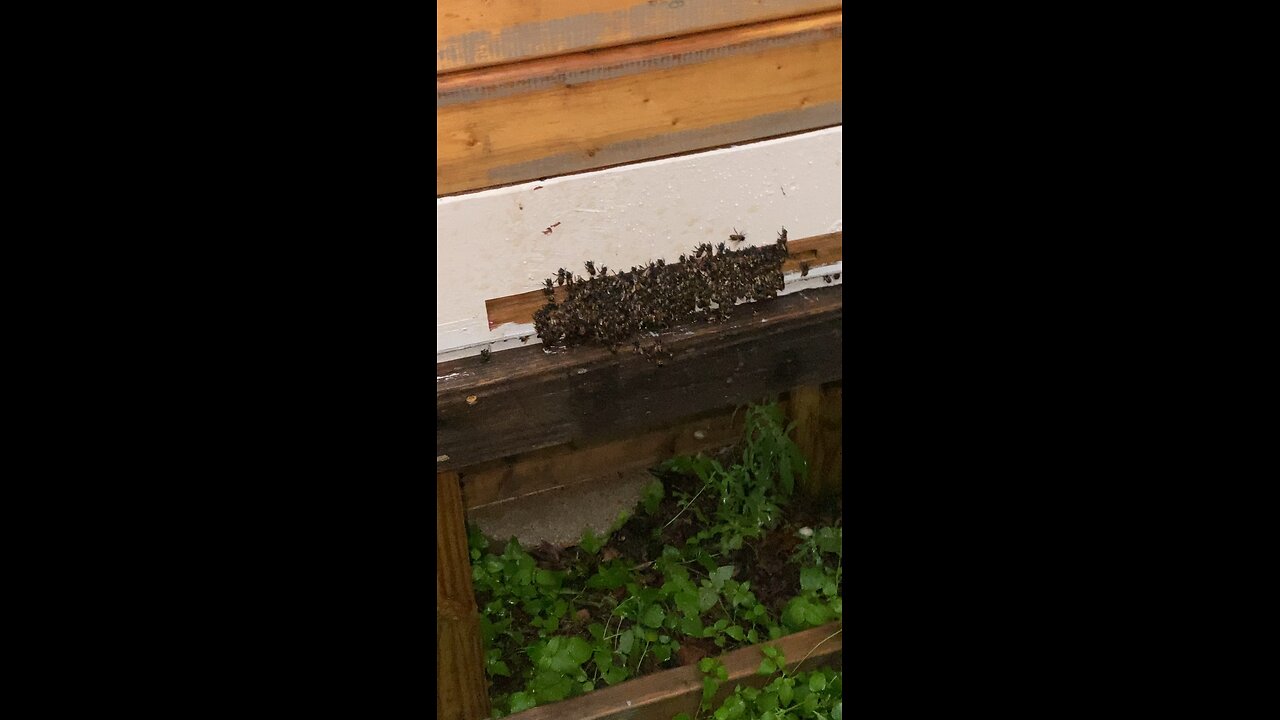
{"left": 730, "top": 228, "right": 745, "bottom": 243}
{"left": 480, "top": 347, "right": 491, "bottom": 362}
{"left": 800, "top": 262, "right": 810, "bottom": 277}
{"left": 585, "top": 260, "right": 596, "bottom": 277}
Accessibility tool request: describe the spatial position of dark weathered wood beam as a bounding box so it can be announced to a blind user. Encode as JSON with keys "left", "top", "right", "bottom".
{"left": 437, "top": 285, "right": 842, "bottom": 472}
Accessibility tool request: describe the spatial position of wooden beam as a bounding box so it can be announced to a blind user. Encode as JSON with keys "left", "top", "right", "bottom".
{"left": 505, "top": 622, "right": 842, "bottom": 720}
{"left": 459, "top": 402, "right": 789, "bottom": 510}
{"left": 485, "top": 231, "right": 842, "bottom": 330}
{"left": 790, "top": 385, "right": 823, "bottom": 495}
{"left": 437, "top": 11, "right": 842, "bottom": 196}
{"left": 789, "top": 381, "right": 841, "bottom": 497}
{"left": 437, "top": 471, "right": 490, "bottom": 720}
{"left": 437, "top": 285, "right": 842, "bottom": 472}
{"left": 438, "top": 1, "right": 843, "bottom": 74}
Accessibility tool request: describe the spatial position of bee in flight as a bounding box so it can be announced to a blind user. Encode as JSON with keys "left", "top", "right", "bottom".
{"left": 729, "top": 228, "right": 746, "bottom": 243}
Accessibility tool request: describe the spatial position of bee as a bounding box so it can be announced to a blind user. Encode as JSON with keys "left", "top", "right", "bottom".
{"left": 823, "top": 274, "right": 833, "bottom": 284}
{"left": 480, "top": 347, "right": 491, "bottom": 362}
{"left": 585, "top": 260, "right": 596, "bottom": 277}
{"left": 520, "top": 336, "right": 529, "bottom": 344}
{"left": 729, "top": 228, "right": 745, "bottom": 243}
{"left": 556, "top": 268, "right": 567, "bottom": 285}
{"left": 800, "top": 262, "right": 810, "bottom": 277}
{"left": 543, "top": 278, "right": 555, "bottom": 298}
{"left": 717, "top": 242, "right": 727, "bottom": 255}
{"left": 777, "top": 227, "right": 787, "bottom": 243}
{"left": 833, "top": 273, "right": 841, "bottom": 280}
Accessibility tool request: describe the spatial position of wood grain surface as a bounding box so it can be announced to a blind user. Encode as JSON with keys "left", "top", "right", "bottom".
{"left": 458, "top": 401, "right": 787, "bottom": 510}
{"left": 437, "top": 285, "right": 842, "bottom": 472}
{"left": 789, "top": 381, "right": 842, "bottom": 497}
{"left": 439, "top": 1, "right": 842, "bottom": 73}
{"left": 437, "top": 11, "right": 842, "bottom": 196}
{"left": 437, "top": 471, "right": 491, "bottom": 720}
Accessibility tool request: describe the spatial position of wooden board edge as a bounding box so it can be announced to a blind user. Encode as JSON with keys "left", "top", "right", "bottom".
{"left": 505, "top": 622, "right": 843, "bottom": 719}
{"left": 438, "top": 9, "right": 842, "bottom": 101}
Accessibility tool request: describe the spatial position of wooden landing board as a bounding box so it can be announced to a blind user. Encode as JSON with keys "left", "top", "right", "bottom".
{"left": 505, "top": 623, "right": 842, "bottom": 720}
{"left": 437, "top": 10, "right": 842, "bottom": 196}
{"left": 436, "top": 285, "right": 842, "bottom": 472}
{"left": 438, "top": 1, "right": 842, "bottom": 74}
{"left": 484, "top": 231, "right": 843, "bottom": 329}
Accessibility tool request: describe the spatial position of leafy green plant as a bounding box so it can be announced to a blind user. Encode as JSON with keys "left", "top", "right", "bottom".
{"left": 781, "top": 527, "right": 842, "bottom": 633}
{"left": 469, "top": 401, "right": 839, "bottom": 717}
{"left": 642, "top": 478, "right": 666, "bottom": 515}
{"left": 660, "top": 403, "right": 806, "bottom": 555}
{"left": 580, "top": 527, "right": 604, "bottom": 554}
{"left": 675, "top": 641, "right": 843, "bottom": 720}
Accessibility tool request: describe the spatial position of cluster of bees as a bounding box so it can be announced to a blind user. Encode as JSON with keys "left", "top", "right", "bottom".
{"left": 532, "top": 228, "right": 791, "bottom": 363}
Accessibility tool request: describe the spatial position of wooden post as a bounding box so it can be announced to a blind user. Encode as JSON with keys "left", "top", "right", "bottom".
{"left": 438, "top": 470, "right": 491, "bottom": 720}
{"left": 790, "top": 382, "right": 842, "bottom": 497}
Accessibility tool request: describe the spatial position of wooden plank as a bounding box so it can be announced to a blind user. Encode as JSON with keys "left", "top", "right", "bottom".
{"left": 506, "top": 622, "right": 842, "bottom": 720}
{"left": 790, "top": 385, "right": 823, "bottom": 496}
{"left": 459, "top": 402, "right": 788, "bottom": 510}
{"left": 435, "top": 127, "right": 843, "bottom": 358}
{"left": 816, "top": 381, "right": 842, "bottom": 493}
{"left": 437, "top": 471, "right": 491, "bottom": 720}
{"left": 438, "top": 1, "right": 842, "bottom": 73}
{"left": 437, "top": 10, "right": 840, "bottom": 102}
{"left": 790, "top": 382, "right": 842, "bottom": 498}
{"left": 437, "top": 11, "right": 842, "bottom": 196}
{"left": 437, "top": 286, "right": 842, "bottom": 472}
{"left": 484, "top": 232, "right": 842, "bottom": 330}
